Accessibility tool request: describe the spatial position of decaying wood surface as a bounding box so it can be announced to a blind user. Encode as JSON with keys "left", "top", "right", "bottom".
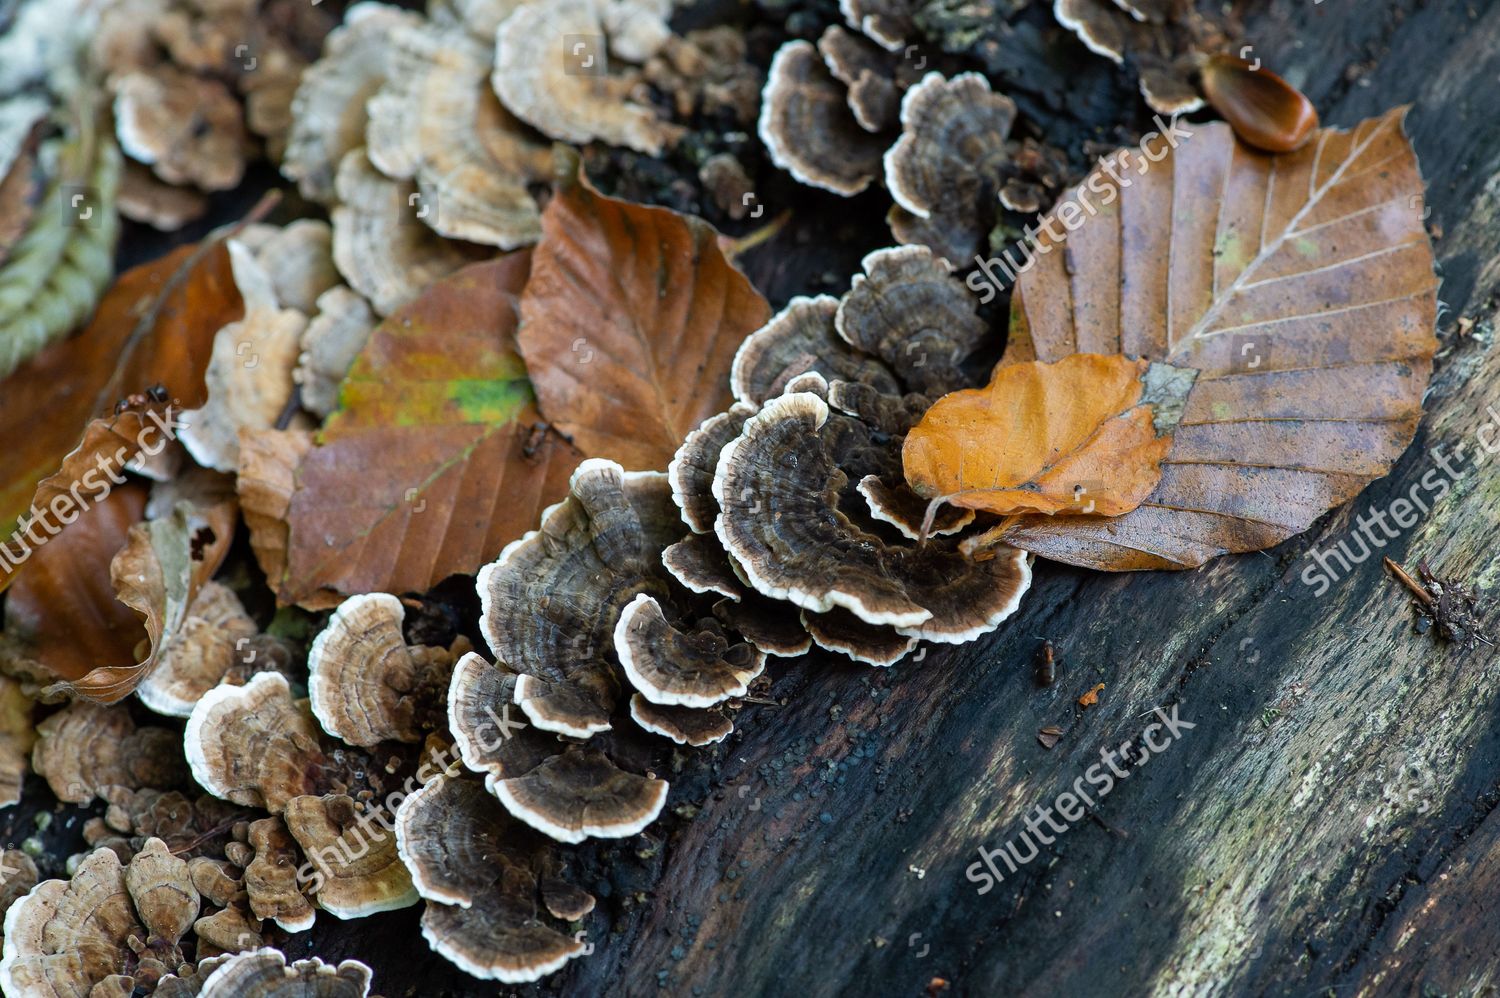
{"left": 7, "top": 1, "right": 1499, "bottom": 995}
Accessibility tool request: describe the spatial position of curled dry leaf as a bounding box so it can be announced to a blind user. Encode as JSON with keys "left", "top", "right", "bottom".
{"left": 903, "top": 354, "right": 1195, "bottom": 519}
{"left": 0, "top": 237, "right": 243, "bottom": 593}
{"left": 997, "top": 109, "right": 1437, "bottom": 569}
{"left": 517, "top": 151, "right": 771, "bottom": 471}
{"left": 239, "top": 256, "right": 580, "bottom": 609}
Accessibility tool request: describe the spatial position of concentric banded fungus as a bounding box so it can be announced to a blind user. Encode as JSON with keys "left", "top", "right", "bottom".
{"left": 668, "top": 403, "right": 757, "bottom": 532}
{"left": 858, "top": 474, "right": 973, "bottom": 539}
{"left": 629, "top": 696, "right": 733, "bottom": 746}
{"left": 492, "top": 746, "right": 668, "bottom": 844}
{"left": 614, "top": 593, "right": 764, "bottom": 707}
{"left": 185, "top": 672, "right": 331, "bottom": 813}
{"left": 758, "top": 40, "right": 887, "bottom": 196}
{"left": 0, "top": 840, "right": 196, "bottom": 996}
{"left": 136, "top": 581, "right": 258, "bottom": 718}
{"left": 295, "top": 285, "right": 377, "bottom": 418}
{"left": 662, "top": 534, "right": 743, "bottom": 599}
{"left": 477, "top": 460, "right": 679, "bottom": 738}
{"left": 197, "top": 948, "right": 372, "bottom": 998}
{"left": 395, "top": 774, "right": 588, "bottom": 981}
{"left": 885, "top": 72, "right": 1018, "bottom": 263}
{"left": 32, "top": 702, "right": 189, "bottom": 805}
{"left": 284, "top": 794, "right": 418, "bottom": 919}
{"left": 801, "top": 607, "right": 916, "bottom": 666}
{"left": 840, "top": 0, "right": 918, "bottom": 52}
{"left": 817, "top": 25, "right": 913, "bottom": 133}
{"left": 836, "top": 245, "right": 990, "bottom": 395}
{"left": 282, "top": 2, "right": 424, "bottom": 204}
{"left": 113, "top": 65, "right": 247, "bottom": 191}
{"left": 492, "top": 0, "right": 676, "bottom": 155}
{"left": 712, "top": 594, "right": 813, "bottom": 658}
{"left": 1052, "top": 0, "right": 1231, "bottom": 115}
{"left": 729, "top": 297, "right": 898, "bottom": 406}
{"left": 243, "top": 817, "right": 316, "bottom": 932}
{"left": 308, "top": 592, "right": 462, "bottom": 747}
{"left": 713, "top": 391, "right": 1032, "bottom": 641}
{"left": 331, "top": 148, "right": 487, "bottom": 316}
{"left": 365, "top": 21, "right": 550, "bottom": 248}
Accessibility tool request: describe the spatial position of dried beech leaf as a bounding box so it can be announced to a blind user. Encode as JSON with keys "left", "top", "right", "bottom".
{"left": 517, "top": 152, "right": 771, "bottom": 471}
{"left": 903, "top": 355, "right": 1193, "bottom": 518}
{"left": 0, "top": 239, "right": 242, "bottom": 592}
{"left": 240, "top": 257, "right": 581, "bottom": 609}
{"left": 999, "top": 109, "right": 1437, "bottom": 570}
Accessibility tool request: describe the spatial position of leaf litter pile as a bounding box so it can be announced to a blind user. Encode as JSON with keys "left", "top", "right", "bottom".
{"left": 0, "top": 0, "right": 1443, "bottom": 992}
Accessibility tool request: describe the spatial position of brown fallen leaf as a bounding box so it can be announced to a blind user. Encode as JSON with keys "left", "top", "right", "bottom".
{"left": 0, "top": 237, "right": 244, "bottom": 593}
{"left": 903, "top": 354, "right": 1195, "bottom": 520}
{"left": 516, "top": 150, "right": 771, "bottom": 471}
{"left": 0, "top": 484, "right": 150, "bottom": 689}
{"left": 1077, "top": 683, "right": 1104, "bottom": 708}
{"left": 998, "top": 108, "right": 1437, "bottom": 570}
{"left": 240, "top": 256, "right": 581, "bottom": 608}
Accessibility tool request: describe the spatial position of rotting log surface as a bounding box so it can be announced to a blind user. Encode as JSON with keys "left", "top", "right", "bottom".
{"left": 7, "top": 1, "right": 1500, "bottom": 996}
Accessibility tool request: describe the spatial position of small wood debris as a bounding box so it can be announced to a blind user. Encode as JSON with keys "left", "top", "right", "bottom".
{"left": 1077, "top": 683, "right": 1104, "bottom": 708}
{"left": 1385, "top": 557, "right": 1491, "bottom": 648}
{"left": 1037, "top": 725, "right": 1063, "bottom": 749}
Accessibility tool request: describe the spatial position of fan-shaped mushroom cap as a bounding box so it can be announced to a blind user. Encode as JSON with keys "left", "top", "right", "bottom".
{"left": 758, "top": 40, "right": 886, "bottom": 196}
{"left": 0, "top": 847, "right": 146, "bottom": 997}
{"left": 197, "top": 948, "right": 372, "bottom": 998}
{"left": 295, "top": 286, "right": 376, "bottom": 418}
{"left": 713, "top": 594, "right": 813, "bottom": 658}
{"left": 282, "top": 2, "right": 424, "bottom": 204}
{"left": 836, "top": 245, "right": 990, "bottom": 395}
{"left": 330, "top": 148, "right": 488, "bottom": 316}
{"left": 492, "top": 0, "right": 676, "bottom": 155}
{"left": 492, "top": 746, "right": 667, "bottom": 844}
{"left": 669, "top": 402, "right": 758, "bottom": 532}
{"left": 540, "top": 877, "right": 595, "bottom": 921}
{"left": 477, "top": 460, "right": 679, "bottom": 738}
{"left": 307, "top": 593, "right": 459, "bottom": 747}
{"left": 713, "top": 392, "right": 1033, "bottom": 639}
{"left": 243, "top": 816, "right": 316, "bottom": 932}
{"left": 1054, "top": 0, "right": 1127, "bottom": 63}
{"left": 615, "top": 593, "right": 763, "bottom": 707}
{"left": 885, "top": 71, "right": 1016, "bottom": 219}
{"left": 826, "top": 378, "right": 931, "bottom": 434}
{"left": 365, "top": 20, "right": 550, "bottom": 248}
{"left": 185, "top": 672, "right": 328, "bottom": 813}
{"left": 0, "top": 850, "right": 38, "bottom": 919}
{"left": 125, "top": 837, "right": 198, "bottom": 945}
{"left": 242, "top": 219, "right": 342, "bottom": 316}
{"left": 113, "top": 64, "right": 247, "bottom": 191}
{"left": 284, "top": 793, "right": 418, "bottom": 919}
{"left": 395, "top": 775, "right": 587, "bottom": 981}
{"left": 118, "top": 159, "right": 210, "bottom": 230}
{"left": 1053, "top": 0, "right": 1215, "bottom": 114}
{"left": 32, "top": 703, "right": 189, "bottom": 805}
{"left": 730, "top": 296, "right": 899, "bottom": 406}
{"left": 136, "top": 581, "right": 258, "bottom": 718}
{"left": 817, "top": 25, "right": 907, "bottom": 133}
{"left": 447, "top": 653, "right": 561, "bottom": 782}
{"left": 857, "top": 474, "right": 973, "bottom": 539}
{"left": 840, "top": 0, "right": 917, "bottom": 51}
{"left": 191, "top": 904, "right": 264, "bottom": 956}
{"left": 662, "top": 533, "right": 743, "bottom": 599}
{"left": 629, "top": 695, "right": 733, "bottom": 746}
{"left": 801, "top": 607, "right": 916, "bottom": 666}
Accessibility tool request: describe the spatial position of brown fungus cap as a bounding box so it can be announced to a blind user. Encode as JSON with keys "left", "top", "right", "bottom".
{"left": 800, "top": 607, "right": 917, "bottom": 666}
{"left": 840, "top": 0, "right": 918, "bottom": 52}
{"left": 729, "top": 297, "right": 898, "bottom": 406}
{"left": 668, "top": 402, "right": 758, "bottom": 533}
{"left": 184, "top": 672, "right": 330, "bottom": 813}
{"left": 857, "top": 474, "right": 974, "bottom": 540}
{"left": 197, "top": 947, "right": 372, "bottom": 998}
{"left": 446, "top": 652, "right": 562, "bottom": 786}
{"left": 307, "top": 592, "right": 460, "bottom": 747}
{"left": 0, "top": 677, "right": 35, "bottom": 808}
{"left": 32, "top": 702, "right": 189, "bottom": 805}
{"left": 628, "top": 695, "right": 734, "bottom": 747}
{"left": 662, "top": 534, "right": 744, "bottom": 600}
{"left": 713, "top": 594, "right": 813, "bottom": 658}
{"left": 476, "top": 460, "right": 682, "bottom": 739}
{"left": 394, "top": 774, "right": 588, "bottom": 981}
{"left": 712, "top": 391, "right": 1033, "bottom": 642}
{"left": 113, "top": 64, "right": 248, "bottom": 191}
{"left": 492, "top": 0, "right": 677, "bottom": 155}
{"left": 136, "top": 581, "right": 258, "bottom": 718}
{"left": 284, "top": 793, "right": 419, "bottom": 920}
{"left": 615, "top": 593, "right": 764, "bottom": 708}
{"left": 884, "top": 72, "right": 1017, "bottom": 264}
{"left": 835, "top": 245, "right": 990, "bottom": 396}
{"left": 365, "top": 21, "right": 550, "bottom": 248}
{"left": 491, "top": 746, "right": 668, "bottom": 845}
{"left": 295, "top": 285, "right": 377, "bottom": 418}
{"left": 758, "top": 40, "right": 887, "bottom": 196}
{"left": 1053, "top": 0, "right": 1231, "bottom": 114}
{"left": 243, "top": 816, "right": 316, "bottom": 933}
{"left": 281, "top": 2, "right": 425, "bottom": 205}
{"left": 817, "top": 25, "right": 915, "bottom": 133}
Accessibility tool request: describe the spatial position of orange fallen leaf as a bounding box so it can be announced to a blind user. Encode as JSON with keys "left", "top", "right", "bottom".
{"left": 1078, "top": 683, "right": 1104, "bottom": 708}
{"left": 903, "top": 354, "right": 1194, "bottom": 519}
{"left": 516, "top": 150, "right": 771, "bottom": 471}
{"left": 999, "top": 108, "right": 1437, "bottom": 570}
{"left": 239, "top": 256, "right": 581, "bottom": 609}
